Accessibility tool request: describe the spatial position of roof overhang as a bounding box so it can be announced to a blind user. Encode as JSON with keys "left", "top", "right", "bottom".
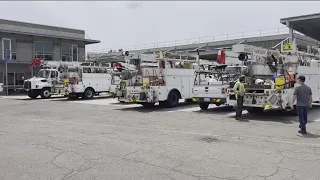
{"left": 280, "top": 13, "right": 320, "bottom": 41}
{"left": 0, "top": 29, "right": 100, "bottom": 45}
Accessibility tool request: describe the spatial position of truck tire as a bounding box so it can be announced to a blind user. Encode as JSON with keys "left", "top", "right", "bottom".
{"left": 215, "top": 103, "right": 222, "bottom": 107}
{"left": 246, "top": 107, "right": 264, "bottom": 114}
{"left": 166, "top": 90, "right": 180, "bottom": 108}
{"left": 40, "top": 88, "right": 51, "bottom": 99}
{"left": 28, "top": 91, "right": 39, "bottom": 99}
{"left": 199, "top": 102, "right": 209, "bottom": 110}
{"left": 141, "top": 102, "right": 155, "bottom": 108}
{"left": 82, "top": 88, "right": 94, "bottom": 99}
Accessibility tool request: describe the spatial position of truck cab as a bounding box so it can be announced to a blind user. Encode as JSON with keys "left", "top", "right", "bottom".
{"left": 23, "top": 68, "right": 61, "bottom": 99}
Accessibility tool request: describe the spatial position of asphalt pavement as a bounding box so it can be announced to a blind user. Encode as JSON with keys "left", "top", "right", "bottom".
{"left": 1, "top": 95, "right": 320, "bottom": 180}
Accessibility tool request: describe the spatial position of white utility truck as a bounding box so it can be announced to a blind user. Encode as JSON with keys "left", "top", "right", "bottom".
{"left": 226, "top": 40, "right": 320, "bottom": 114}
{"left": 108, "top": 62, "right": 136, "bottom": 94}
{"left": 65, "top": 62, "right": 115, "bottom": 99}
{"left": 23, "top": 61, "right": 81, "bottom": 99}
{"left": 193, "top": 64, "right": 243, "bottom": 110}
{"left": 115, "top": 51, "right": 199, "bottom": 108}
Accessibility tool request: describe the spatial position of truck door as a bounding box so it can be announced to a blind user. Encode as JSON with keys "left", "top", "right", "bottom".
{"left": 50, "top": 70, "right": 58, "bottom": 86}
{"left": 181, "top": 76, "right": 190, "bottom": 98}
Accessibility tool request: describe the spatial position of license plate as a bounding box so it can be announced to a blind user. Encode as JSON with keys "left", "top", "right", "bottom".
{"left": 204, "top": 98, "right": 210, "bottom": 102}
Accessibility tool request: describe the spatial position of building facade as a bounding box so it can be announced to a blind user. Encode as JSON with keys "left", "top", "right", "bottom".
{"left": 0, "top": 18, "right": 100, "bottom": 91}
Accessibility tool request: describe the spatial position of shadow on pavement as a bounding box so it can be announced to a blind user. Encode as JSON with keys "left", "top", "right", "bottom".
{"left": 233, "top": 105, "right": 320, "bottom": 124}
{"left": 114, "top": 102, "right": 198, "bottom": 113}
{"left": 53, "top": 96, "right": 114, "bottom": 102}
{"left": 17, "top": 96, "right": 65, "bottom": 101}
{"left": 301, "top": 132, "right": 320, "bottom": 139}
{"left": 241, "top": 111, "right": 297, "bottom": 124}
{"left": 194, "top": 105, "right": 235, "bottom": 115}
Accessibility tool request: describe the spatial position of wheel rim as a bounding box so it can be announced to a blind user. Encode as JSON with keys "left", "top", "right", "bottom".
{"left": 86, "top": 90, "right": 93, "bottom": 98}
{"left": 44, "top": 90, "right": 50, "bottom": 97}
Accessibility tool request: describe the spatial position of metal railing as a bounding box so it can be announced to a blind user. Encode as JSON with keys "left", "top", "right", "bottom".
{"left": 91, "top": 27, "right": 290, "bottom": 53}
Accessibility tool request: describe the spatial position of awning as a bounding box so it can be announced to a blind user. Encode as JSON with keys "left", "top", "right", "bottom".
{"left": 280, "top": 13, "right": 320, "bottom": 42}
{"left": 0, "top": 29, "right": 100, "bottom": 45}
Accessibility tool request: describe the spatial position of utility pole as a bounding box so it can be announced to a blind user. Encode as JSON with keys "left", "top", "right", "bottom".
{"left": 5, "top": 58, "right": 9, "bottom": 96}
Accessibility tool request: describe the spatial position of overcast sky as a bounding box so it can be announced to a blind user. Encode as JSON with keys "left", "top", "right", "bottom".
{"left": 0, "top": 1, "right": 319, "bottom": 53}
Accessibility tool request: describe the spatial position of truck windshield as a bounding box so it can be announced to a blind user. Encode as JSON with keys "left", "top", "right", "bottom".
{"left": 37, "top": 70, "right": 50, "bottom": 78}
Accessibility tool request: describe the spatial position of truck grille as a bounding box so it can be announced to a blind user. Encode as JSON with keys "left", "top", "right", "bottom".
{"left": 23, "top": 81, "right": 31, "bottom": 90}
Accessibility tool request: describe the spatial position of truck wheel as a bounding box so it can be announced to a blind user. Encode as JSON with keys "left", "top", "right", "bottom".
{"left": 82, "top": 88, "right": 94, "bottom": 99}
{"left": 246, "top": 107, "right": 264, "bottom": 114}
{"left": 215, "top": 103, "right": 222, "bottom": 107}
{"left": 28, "top": 91, "right": 39, "bottom": 99}
{"left": 40, "top": 88, "right": 51, "bottom": 99}
{"left": 166, "top": 90, "right": 180, "bottom": 108}
{"left": 141, "top": 102, "right": 155, "bottom": 108}
{"left": 199, "top": 103, "right": 209, "bottom": 110}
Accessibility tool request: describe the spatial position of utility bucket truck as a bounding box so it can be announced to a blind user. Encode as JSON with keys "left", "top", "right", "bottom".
{"left": 108, "top": 62, "right": 137, "bottom": 94}
{"left": 193, "top": 50, "right": 246, "bottom": 110}
{"left": 23, "top": 60, "right": 81, "bottom": 99}
{"left": 226, "top": 40, "right": 320, "bottom": 114}
{"left": 115, "top": 51, "right": 199, "bottom": 108}
{"left": 65, "top": 62, "right": 115, "bottom": 99}
{"left": 193, "top": 64, "right": 243, "bottom": 110}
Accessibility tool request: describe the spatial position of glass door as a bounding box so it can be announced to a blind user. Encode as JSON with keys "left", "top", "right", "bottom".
{"left": 72, "top": 45, "right": 78, "bottom": 62}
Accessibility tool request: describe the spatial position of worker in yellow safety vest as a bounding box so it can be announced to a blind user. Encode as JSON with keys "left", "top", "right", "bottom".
{"left": 233, "top": 76, "right": 246, "bottom": 120}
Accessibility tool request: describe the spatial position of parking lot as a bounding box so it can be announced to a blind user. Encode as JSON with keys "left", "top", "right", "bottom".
{"left": 1, "top": 95, "right": 320, "bottom": 180}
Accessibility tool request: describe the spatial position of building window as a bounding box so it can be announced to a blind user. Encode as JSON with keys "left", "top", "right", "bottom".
{"left": 2, "top": 38, "right": 16, "bottom": 60}
{"left": 61, "top": 44, "right": 78, "bottom": 62}
{"left": 34, "top": 41, "right": 53, "bottom": 61}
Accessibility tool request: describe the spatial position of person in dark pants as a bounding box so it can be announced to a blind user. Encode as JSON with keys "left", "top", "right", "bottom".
{"left": 233, "top": 76, "right": 246, "bottom": 120}
{"left": 292, "top": 76, "right": 312, "bottom": 134}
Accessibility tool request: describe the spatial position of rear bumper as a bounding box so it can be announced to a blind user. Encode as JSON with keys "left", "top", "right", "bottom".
{"left": 198, "top": 97, "right": 226, "bottom": 104}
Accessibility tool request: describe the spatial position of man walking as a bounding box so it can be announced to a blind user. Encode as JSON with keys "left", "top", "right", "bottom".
{"left": 233, "top": 76, "right": 246, "bottom": 120}
{"left": 292, "top": 76, "right": 312, "bottom": 134}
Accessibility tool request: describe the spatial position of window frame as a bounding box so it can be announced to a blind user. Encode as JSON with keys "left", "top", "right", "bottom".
{"left": 61, "top": 43, "right": 78, "bottom": 62}
{"left": 34, "top": 41, "right": 54, "bottom": 61}
{"left": 2, "top": 38, "right": 17, "bottom": 60}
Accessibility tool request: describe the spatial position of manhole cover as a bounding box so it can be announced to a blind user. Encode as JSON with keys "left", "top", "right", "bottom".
{"left": 200, "top": 136, "right": 220, "bottom": 143}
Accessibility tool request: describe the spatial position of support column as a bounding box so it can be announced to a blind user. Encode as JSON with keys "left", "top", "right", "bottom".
{"left": 286, "top": 21, "right": 294, "bottom": 43}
